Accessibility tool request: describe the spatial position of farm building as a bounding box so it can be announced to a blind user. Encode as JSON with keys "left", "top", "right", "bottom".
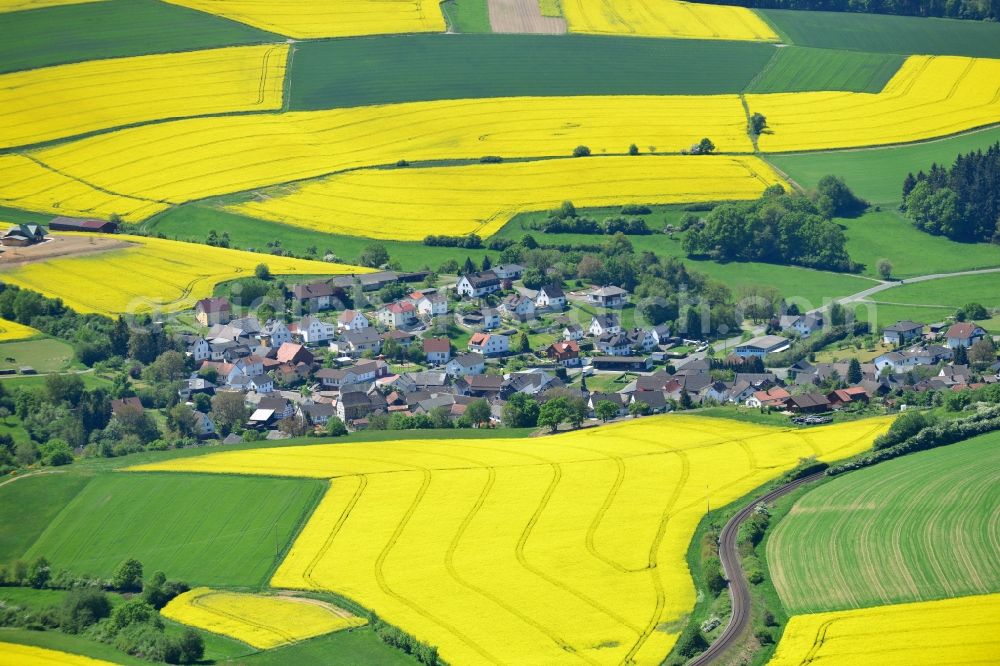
{"left": 734, "top": 335, "right": 791, "bottom": 358}
{"left": 1, "top": 223, "right": 46, "bottom": 247}
{"left": 48, "top": 217, "right": 119, "bottom": 233}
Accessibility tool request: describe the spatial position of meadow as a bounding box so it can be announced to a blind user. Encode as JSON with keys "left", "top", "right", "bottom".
{"left": 24, "top": 95, "right": 752, "bottom": 210}
{"left": 0, "top": 0, "right": 276, "bottom": 74}
{"left": 162, "top": 588, "right": 365, "bottom": 649}
{"left": 762, "top": 8, "right": 1000, "bottom": 58}
{"left": 439, "top": 0, "right": 489, "bottom": 32}
{"left": 768, "top": 126, "right": 1000, "bottom": 204}
{"left": 24, "top": 473, "right": 324, "bottom": 587}
{"left": 746, "top": 46, "right": 903, "bottom": 94}
{"left": 0, "top": 43, "right": 288, "bottom": 149}
{"left": 0, "top": 317, "right": 40, "bottom": 342}
{"left": 288, "top": 34, "right": 774, "bottom": 109}
{"left": 229, "top": 156, "right": 787, "bottom": 241}
{"left": 768, "top": 593, "right": 1000, "bottom": 666}
{"left": 0, "top": 338, "right": 79, "bottom": 373}
{"left": 132, "top": 415, "right": 891, "bottom": 665}
{"left": 560, "top": 0, "right": 777, "bottom": 41}
{"left": 749, "top": 55, "right": 1000, "bottom": 152}
{"left": 0, "top": 233, "right": 365, "bottom": 316}
{"left": 768, "top": 432, "right": 1000, "bottom": 614}
{"left": 160, "top": 0, "right": 445, "bottom": 38}
{"left": 856, "top": 272, "right": 1000, "bottom": 328}
{"left": 0, "top": 473, "right": 90, "bottom": 562}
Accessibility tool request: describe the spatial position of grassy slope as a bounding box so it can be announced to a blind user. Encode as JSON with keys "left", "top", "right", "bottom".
{"left": 839, "top": 209, "right": 1000, "bottom": 278}
{"left": 440, "top": 0, "right": 491, "bottom": 33}
{"left": 25, "top": 473, "right": 324, "bottom": 587}
{"left": 226, "top": 628, "right": 419, "bottom": 665}
{"left": 768, "top": 126, "right": 1000, "bottom": 204}
{"left": 857, "top": 273, "right": 1000, "bottom": 330}
{"left": 0, "top": 0, "right": 279, "bottom": 74}
{"left": 762, "top": 8, "right": 1000, "bottom": 57}
{"left": 287, "top": 34, "right": 773, "bottom": 110}
{"left": 0, "top": 473, "right": 89, "bottom": 561}
{"left": 746, "top": 46, "right": 903, "bottom": 94}
{"left": 0, "top": 338, "right": 81, "bottom": 373}
{"left": 767, "top": 432, "right": 1000, "bottom": 614}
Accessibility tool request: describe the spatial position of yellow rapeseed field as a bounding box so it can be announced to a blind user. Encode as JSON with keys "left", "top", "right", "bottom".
{"left": 0, "top": 154, "right": 168, "bottom": 222}
{"left": 750, "top": 55, "right": 1000, "bottom": 152}
{"left": 162, "top": 588, "right": 366, "bottom": 649}
{"left": 0, "top": 0, "right": 101, "bottom": 13}
{"left": 561, "top": 0, "right": 777, "bottom": 41}
{"left": 0, "top": 233, "right": 366, "bottom": 315}
{"left": 0, "top": 317, "right": 40, "bottom": 342}
{"left": 768, "top": 593, "right": 1000, "bottom": 665}
{"left": 229, "top": 156, "right": 787, "bottom": 240}
{"left": 161, "top": 0, "right": 445, "bottom": 38}
{"left": 0, "top": 44, "right": 289, "bottom": 149}
{"left": 25, "top": 95, "right": 751, "bottom": 213}
{"left": 0, "top": 642, "right": 116, "bottom": 666}
{"left": 132, "top": 415, "right": 891, "bottom": 666}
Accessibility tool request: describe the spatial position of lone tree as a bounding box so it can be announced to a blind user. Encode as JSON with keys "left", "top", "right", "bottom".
{"left": 358, "top": 243, "right": 389, "bottom": 268}
{"left": 696, "top": 138, "right": 715, "bottom": 155}
{"left": 628, "top": 143, "right": 639, "bottom": 155}
{"left": 749, "top": 112, "right": 767, "bottom": 135}
{"left": 595, "top": 400, "right": 619, "bottom": 423}
{"left": 877, "top": 258, "right": 893, "bottom": 280}
{"left": 847, "top": 357, "right": 863, "bottom": 384}
{"left": 112, "top": 558, "right": 144, "bottom": 592}
{"left": 254, "top": 263, "right": 271, "bottom": 280}
{"left": 572, "top": 145, "right": 591, "bottom": 157}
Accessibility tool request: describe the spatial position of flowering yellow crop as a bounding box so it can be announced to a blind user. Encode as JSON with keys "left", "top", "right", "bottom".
{"left": 161, "top": 0, "right": 445, "bottom": 38}
{"left": 0, "top": 44, "right": 288, "bottom": 149}
{"left": 161, "top": 587, "right": 366, "bottom": 649}
{"left": 0, "top": 317, "right": 40, "bottom": 341}
{"left": 229, "top": 155, "right": 787, "bottom": 240}
{"left": 0, "top": 0, "right": 101, "bottom": 13}
{"left": 0, "top": 233, "right": 367, "bottom": 315}
{"left": 561, "top": 0, "right": 777, "bottom": 41}
{"left": 769, "top": 593, "right": 1000, "bottom": 666}
{"left": 0, "top": 154, "right": 167, "bottom": 222}
{"left": 132, "top": 415, "right": 890, "bottom": 666}
{"left": 26, "top": 95, "right": 750, "bottom": 213}
{"left": 750, "top": 55, "right": 1000, "bottom": 152}
{"left": 0, "top": 642, "right": 116, "bottom": 666}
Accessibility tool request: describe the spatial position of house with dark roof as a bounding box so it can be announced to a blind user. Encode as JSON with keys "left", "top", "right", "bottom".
{"left": 946, "top": 322, "right": 987, "bottom": 349}
{"left": 734, "top": 335, "right": 791, "bottom": 358}
{"left": 49, "top": 217, "right": 119, "bottom": 233}
{"left": 785, "top": 392, "right": 831, "bottom": 413}
{"left": 423, "top": 338, "right": 452, "bottom": 365}
{"left": 195, "top": 298, "right": 230, "bottom": 328}
{"left": 291, "top": 281, "right": 336, "bottom": 311}
{"left": 535, "top": 284, "right": 566, "bottom": 310}
{"left": 1, "top": 224, "right": 46, "bottom": 247}
{"left": 882, "top": 320, "right": 924, "bottom": 345}
{"left": 456, "top": 271, "right": 501, "bottom": 298}
{"left": 587, "top": 285, "right": 628, "bottom": 308}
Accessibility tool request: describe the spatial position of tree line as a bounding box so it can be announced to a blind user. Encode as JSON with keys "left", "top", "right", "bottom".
{"left": 902, "top": 142, "right": 1000, "bottom": 243}
{"left": 698, "top": 0, "right": 998, "bottom": 21}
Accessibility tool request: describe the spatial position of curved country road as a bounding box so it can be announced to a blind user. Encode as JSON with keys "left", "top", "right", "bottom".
{"left": 688, "top": 472, "right": 826, "bottom": 666}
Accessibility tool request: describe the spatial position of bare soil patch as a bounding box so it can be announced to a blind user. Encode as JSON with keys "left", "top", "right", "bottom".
{"left": 0, "top": 233, "right": 134, "bottom": 269}
{"left": 489, "top": 0, "right": 567, "bottom": 34}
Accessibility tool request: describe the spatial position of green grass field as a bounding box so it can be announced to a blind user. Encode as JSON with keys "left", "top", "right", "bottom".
{"left": 230, "top": 628, "right": 419, "bottom": 665}
{"left": 763, "top": 9, "right": 1000, "bottom": 57}
{"left": 855, "top": 272, "right": 1000, "bottom": 328}
{"left": 0, "top": 0, "right": 277, "bottom": 74}
{"left": 0, "top": 338, "right": 80, "bottom": 374}
{"left": 768, "top": 126, "right": 1000, "bottom": 204}
{"left": 767, "top": 431, "right": 1000, "bottom": 614}
{"left": 746, "top": 46, "right": 902, "bottom": 93}
{"left": 840, "top": 209, "right": 1000, "bottom": 278}
{"left": 0, "top": 472, "right": 89, "bottom": 562}
{"left": 25, "top": 473, "right": 324, "bottom": 587}
{"left": 287, "top": 34, "right": 774, "bottom": 110}
{"left": 440, "top": 0, "right": 491, "bottom": 33}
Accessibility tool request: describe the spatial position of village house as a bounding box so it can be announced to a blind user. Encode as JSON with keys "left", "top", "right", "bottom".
{"left": 596, "top": 332, "right": 631, "bottom": 356}
{"left": 276, "top": 342, "right": 314, "bottom": 366}
{"left": 588, "top": 392, "right": 629, "bottom": 418}
{"left": 882, "top": 320, "right": 925, "bottom": 345}
{"left": 446, "top": 353, "right": 486, "bottom": 377}
{"left": 423, "top": 338, "right": 452, "bottom": 365}
{"left": 337, "top": 309, "right": 370, "bottom": 331}
{"left": 651, "top": 325, "right": 672, "bottom": 346}
{"left": 316, "top": 359, "right": 388, "bottom": 390}
{"left": 412, "top": 293, "right": 448, "bottom": 317}
{"left": 192, "top": 411, "right": 216, "bottom": 438}
{"left": 499, "top": 294, "right": 536, "bottom": 321}
{"left": 745, "top": 386, "right": 791, "bottom": 408}
{"left": 630, "top": 391, "right": 669, "bottom": 414}
{"left": 377, "top": 301, "right": 418, "bottom": 329}
{"left": 110, "top": 396, "right": 143, "bottom": 417}
{"left": 946, "top": 322, "right": 987, "bottom": 348}
{"left": 195, "top": 297, "right": 231, "bottom": 327}
{"left": 546, "top": 340, "right": 581, "bottom": 367}
{"left": 626, "top": 328, "right": 656, "bottom": 353}
{"left": 468, "top": 332, "right": 509, "bottom": 356}
{"left": 491, "top": 264, "right": 525, "bottom": 280}
{"left": 260, "top": 319, "right": 292, "bottom": 347}
{"left": 535, "top": 284, "right": 566, "bottom": 311}
{"left": 291, "top": 316, "right": 336, "bottom": 344}
{"left": 827, "top": 387, "right": 870, "bottom": 409}
{"left": 186, "top": 338, "right": 211, "bottom": 363}
{"left": 563, "top": 325, "right": 585, "bottom": 342}
{"left": 592, "top": 356, "right": 653, "bottom": 372}
{"left": 456, "top": 270, "right": 501, "bottom": 298}
{"left": 332, "top": 328, "right": 382, "bottom": 357}
{"left": 779, "top": 313, "right": 823, "bottom": 338}
{"left": 299, "top": 402, "right": 336, "bottom": 426}
{"left": 785, "top": 392, "right": 831, "bottom": 413}
{"left": 587, "top": 285, "right": 628, "bottom": 308}
{"left": 734, "top": 335, "right": 791, "bottom": 358}
{"left": 481, "top": 308, "right": 501, "bottom": 330}
{"left": 291, "top": 281, "right": 336, "bottom": 311}
{"left": 455, "top": 374, "right": 505, "bottom": 399}
{"left": 589, "top": 314, "right": 621, "bottom": 337}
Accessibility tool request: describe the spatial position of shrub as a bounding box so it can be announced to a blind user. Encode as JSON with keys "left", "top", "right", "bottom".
{"left": 572, "top": 145, "right": 591, "bottom": 157}
{"left": 112, "top": 558, "right": 143, "bottom": 592}
{"left": 704, "top": 556, "right": 727, "bottom": 596}
{"left": 61, "top": 588, "right": 112, "bottom": 634}
{"left": 675, "top": 623, "right": 708, "bottom": 657}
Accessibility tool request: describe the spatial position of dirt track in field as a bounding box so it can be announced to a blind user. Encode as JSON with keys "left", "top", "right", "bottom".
{"left": 0, "top": 234, "right": 134, "bottom": 268}
{"left": 489, "top": 0, "right": 567, "bottom": 34}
